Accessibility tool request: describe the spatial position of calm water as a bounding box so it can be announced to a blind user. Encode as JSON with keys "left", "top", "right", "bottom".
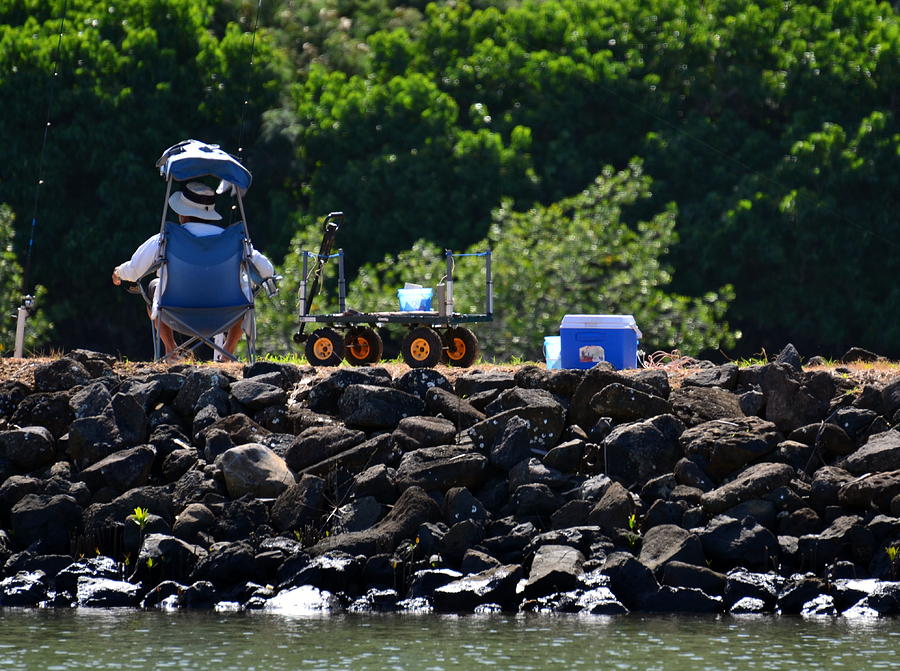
{"left": 0, "top": 610, "right": 897, "bottom": 670}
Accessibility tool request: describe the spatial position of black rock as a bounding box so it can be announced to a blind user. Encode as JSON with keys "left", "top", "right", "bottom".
{"left": 394, "top": 368, "right": 452, "bottom": 399}
{"left": 432, "top": 563, "right": 523, "bottom": 612}
{"left": 396, "top": 446, "right": 489, "bottom": 492}
{"left": 0, "top": 426, "right": 56, "bottom": 472}
{"left": 424, "top": 388, "right": 485, "bottom": 430}
{"left": 229, "top": 379, "right": 287, "bottom": 410}
{"left": 590, "top": 383, "right": 673, "bottom": 423}
{"left": 285, "top": 425, "right": 365, "bottom": 472}
{"left": 700, "top": 515, "right": 780, "bottom": 570}
{"left": 0, "top": 570, "right": 47, "bottom": 606}
{"left": 12, "top": 392, "right": 74, "bottom": 439}
{"left": 77, "top": 444, "right": 156, "bottom": 494}
{"left": 393, "top": 416, "right": 457, "bottom": 452}
{"left": 602, "top": 416, "right": 683, "bottom": 486}
{"left": 33, "top": 358, "right": 91, "bottom": 392}
{"left": 307, "top": 368, "right": 392, "bottom": 413}
{"left": 11, "top": 493, "right": 81, "bottom": 553}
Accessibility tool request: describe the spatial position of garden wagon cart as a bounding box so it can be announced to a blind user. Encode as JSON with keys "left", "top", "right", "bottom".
{"left": 292, "top": 213, "right": 493, "bottom": 368}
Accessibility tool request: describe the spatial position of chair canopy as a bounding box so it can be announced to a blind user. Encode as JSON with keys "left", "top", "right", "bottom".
{"left": 156, "top": 139, "right": 252, "bottom": 192}
{"left": 157, "top": 222, "right": 251, "bottom": 338}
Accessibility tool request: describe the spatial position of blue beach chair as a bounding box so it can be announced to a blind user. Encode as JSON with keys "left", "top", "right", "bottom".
{"left": 133, "top": 139, "right": 272, "bottom": 362}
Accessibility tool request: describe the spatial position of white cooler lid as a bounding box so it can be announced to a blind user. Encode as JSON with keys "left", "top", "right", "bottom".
{"left": 560, "top": 314, "right": 642, "bottom": 337}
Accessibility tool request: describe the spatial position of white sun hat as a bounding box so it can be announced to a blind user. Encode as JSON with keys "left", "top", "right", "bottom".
{"left": 167, "top": 181, "right": 222, "bottom": 221}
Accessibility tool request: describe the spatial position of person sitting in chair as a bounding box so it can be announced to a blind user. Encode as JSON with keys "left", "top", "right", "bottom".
{"left": 111, "top": 181, "right": 274, "bottom": 359}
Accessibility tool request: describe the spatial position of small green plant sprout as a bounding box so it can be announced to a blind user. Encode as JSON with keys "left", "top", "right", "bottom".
{"left": 145, "top": 556, "right": 156, "bottom": 569}
{"left": 627, "top": 514, "right": 637, "bottom": 532}
{"left": 887, "top": 545, "right": 899, "bottom": 563}
{"left": 132, "top": 507, "right": 151, "bottom": 530}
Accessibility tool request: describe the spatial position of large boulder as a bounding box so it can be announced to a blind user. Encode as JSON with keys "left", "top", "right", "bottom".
{"left": 700, "top": 463, "right": 796, "bottom": 515}
{"left": 522, "top": 544, "right": 586, "bottom": 597}
{"left": 670, "top": 386, "right": 744, "bottom": 427}
{"left": 10, "top": 494, "right": 82, "bottom": 553}
{"left": 0, "top": 426, "right": 55, "bottom": 471}
{"left": 396, "top": 446, "right": 489, "bottom": 492}
{"left": 466, "top": 403, "right": 566, "bottom": 455}
{"left": 433, "top": 563, "right": 523, "bottom": 612}
{"left": 338, "top": 384, "right": 426, "bottom": 430}
{"left": 700, "top": 515, "right": 779, "bottom": 570}
{"left": 309, "top": 487, "right": 441, "bottom": 557}
{"left": 844, "top": 430, "right": 900, "bottom": 474}
{"left": 216, "top": 444, "right": 295, "bottom": 499}
{"left": 639, "top": 525, "right": 706, "bottom": 572}
{"left": 77, "top": 444, "right": 156, "bottom": 494}
{"left": 837, "top": 470, "right": 900, "bottom": 512}
{"left": 589, "top": 383, "right": 673, "bottom": 423}
{"left": 570, "top": 368, "right": 657, "bottom": 430}
{"left": 680, "top": 417, "right": 781, "bottom": 480}
{"left": 601, "top": 415, "right": 683, "bottom": 486}
{"left": 285, "top": 425, "right": 366, "bottom": 472}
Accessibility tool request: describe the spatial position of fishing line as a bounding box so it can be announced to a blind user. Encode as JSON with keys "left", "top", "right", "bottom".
{"left": 23, "top": 0, "right": 68, "bottom": 297}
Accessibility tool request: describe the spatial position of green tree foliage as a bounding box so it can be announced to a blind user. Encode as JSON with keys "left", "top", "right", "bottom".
{"left": 327, "top": 162, "right": 735, "bottom": 360}
{"left": 0, "top": 206, "right": 52, "bottom": 354}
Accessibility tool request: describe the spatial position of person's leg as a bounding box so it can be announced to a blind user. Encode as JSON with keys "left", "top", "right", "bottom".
{"left": 157, "top": 320, "right": 177, "bottom": 355}
{"left": 223, "top": 321, "right": 243, "bottom": 355}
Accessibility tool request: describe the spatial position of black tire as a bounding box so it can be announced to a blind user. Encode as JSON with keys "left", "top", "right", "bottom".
{"left": 442, "top": 327, "right": 479, "bottom": 367}
{"left": 401, "top": 326, "right": 443, "bottom": 368}
{"left": 344, "top": 326, "right": 384, "bottom": 365}
{"left": 305, "top": 327, "right": 345, "bottom": 366}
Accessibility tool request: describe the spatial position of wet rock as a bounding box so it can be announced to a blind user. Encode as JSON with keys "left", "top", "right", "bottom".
{"left": 724, "top": 569, "right": 783, "bottom": 610}
{"left": 776, "top": 574, "right": 826, "bottom": 614}
{"left": 700, "top": 515, "right": 779, "bottom": 570}
{"left": 681, "top": 417, "right": 781, "bottom": 481}
{"left": 76, "top": 576, "right": 140, "bottom": 607}
{"left": 266, "top": 584, "right": 342, "bottom": 613}
{"left": 602, "top": 415, "right": 683, "bottom": 486}
{"left": 407, "top": 568, "right": 463, "bottom": 599}
{"left": 844, "top": 430, "right": 900, "bottom": 474}
{"left": 216, "top": 444, "right": 294, "bottom": 499}
{"left": 0, "top": 570, "right": 47, "bottom": 606}
{"left": 801, "top": 593, "right": 837, "bottom": 616}
{"left": 730, "top": 596, "right": 767, "bottom": 614}
{"left": 657, "top": 560, "right": 726, "bottom": 595}
{"left": 191, "top": 541, "right": 256, "bottom": 587}
{"left": 701, "top": 463, "right": 795, "bottom": 515}
{"left": 396, "top": 445, "right": 488, "bottom": 492}
{"left": 639, "top": 525, "right": 706, "bottom": 572}
{"left": 339, "top": 384, "right": 425, "bottom": 430}
{"left": 77, "top": 444, "right": 156, "bottom": 494}
{"left": 433, "top": 563, "right": 523, "bottom": 612}
{"left": 522, "top": 544, "right": 585, "bottom": 598}
{"left": 639, "top": 585, "right": 723, "bottom": 613}
{"left": 11, "top": 494, "right": 81, "bottom": 553}
{"left": 55, "top": 556, "right": 121, "bottom": 593}
{"left": 136, "top": 533, "right": 207, "bottom": 583}
{"left": 424, "top": 388, "right": 485, "bottom": 430}
{"left": 392, "top": 416, "right": 457, "bottom": 452}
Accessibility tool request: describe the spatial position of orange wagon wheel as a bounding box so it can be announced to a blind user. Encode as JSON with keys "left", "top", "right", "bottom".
{"left": 401, "top": 326, "right": 443, "bottom": 368}
{"left": 344, "top": 326, "right": 383, "bottom": 365}
{"left": 305, "top": 327, "right": 344, "bottom": 366}
{"left": 442, "top": 327, "right": 479, "bottom": 367}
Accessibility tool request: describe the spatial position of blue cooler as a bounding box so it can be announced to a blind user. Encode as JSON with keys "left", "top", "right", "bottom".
{"left": 560, "top": 314, "right": 641, "bottom": 370}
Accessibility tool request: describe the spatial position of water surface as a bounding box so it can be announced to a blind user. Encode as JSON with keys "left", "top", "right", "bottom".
{"left": 1, "top": 610, "right": 897, "bottom": 670}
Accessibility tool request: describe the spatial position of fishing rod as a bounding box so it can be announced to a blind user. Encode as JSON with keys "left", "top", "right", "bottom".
{"left": 15, "top": 0, "right": 68, "bottom": 357}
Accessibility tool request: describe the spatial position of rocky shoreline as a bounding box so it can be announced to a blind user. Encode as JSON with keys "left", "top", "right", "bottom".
{"left": 0, "top": 347, "right": 898, "bottom": 616}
